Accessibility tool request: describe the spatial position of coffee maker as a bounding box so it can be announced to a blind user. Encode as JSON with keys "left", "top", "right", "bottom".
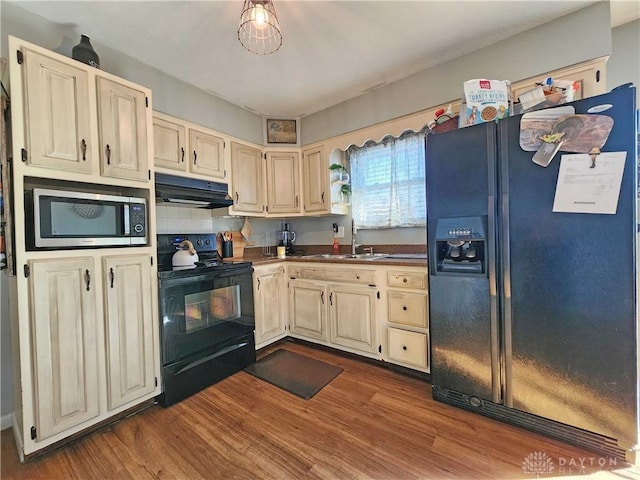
{"left": 278, "top": 222, "right": 296, "bottom": 255}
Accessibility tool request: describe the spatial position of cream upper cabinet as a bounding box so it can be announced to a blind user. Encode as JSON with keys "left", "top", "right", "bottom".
{"left": 189, "top": 128, "right": 226, "bottom": 179}
{"left": 254, "top": 264, "right": 288, "bottom": 348}
{"left": 17, "top": 42, "right": 151, "bottom": 184}
{"left": 302, "top": 145, "right": 330, "bottom": 214}
{"left": 97, "top": 77, "right": 149, "bottom": 181}
{"left": 329, "top": 283, "right": 377, "bottom": 354}
{"left": 29, "top": 257, "right": 100, "bottom": 441}
{"left": 266, "top": 151, "right": 301, "bottom": 215}
{"left": 152, "top": 114, "right": 187, "bottom": 172}
{"left": 289, "top": 278, "right": 328, "bottom": 341}
{"left": 153, "top": 112, "right": 227, "bottom": 181}
{"left": 102, "top": 254, "right": 156, "bottom": 410}
{"left": 22, "top": 48, "right": 95, "bottom": 174}
{"left": 230, "top": 141, "right": 265, "bottom": 215}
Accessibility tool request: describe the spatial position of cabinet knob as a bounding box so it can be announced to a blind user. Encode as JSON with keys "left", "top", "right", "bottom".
{"left": 403, "top": 278, "right": 408, "bottom": 283}
{"left": 402, "top": 345, "right": 407, "bottom": 351}
{"left": 402, "top": 306, "right": 407, "bottom": 311}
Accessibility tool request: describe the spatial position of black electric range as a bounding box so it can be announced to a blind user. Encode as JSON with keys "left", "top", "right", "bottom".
{"left": 156, "top": 233, "right": 256, "bottom": 406}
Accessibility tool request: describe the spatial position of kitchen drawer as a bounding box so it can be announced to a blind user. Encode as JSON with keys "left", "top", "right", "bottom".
{"left": 387, "top": 271, "right": 426, "bottom": 289}
{"left": 388, "top": 291, "right": 427, "bottom": 328}
{"left": 387, "top": 328, "right": 428, "bottom": 369}
{"left": 288, "top": 265, "right": 376, "bottom": 285}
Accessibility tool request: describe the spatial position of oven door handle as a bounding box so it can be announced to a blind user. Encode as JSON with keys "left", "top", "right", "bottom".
{"left": 175, "top": 341, "right": 250, "bottom": 375}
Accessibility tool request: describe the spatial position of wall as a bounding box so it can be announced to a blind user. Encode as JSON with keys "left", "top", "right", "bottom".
{"left": 301, "top": 2, "right": 612, "bottom": 145}
{"left": 0, "top": 2, "right": 264, "bottom": 145}
{"left": 607, "top": 19, "right": 640, "bottom": 104}
{"left": 0, "top": 273, "right": 11, "bottom": 428}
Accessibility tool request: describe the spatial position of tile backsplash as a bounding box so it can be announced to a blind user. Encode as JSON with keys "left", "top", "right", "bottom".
{"left": 155, "top": 204, "right": 242, "bottom": 234}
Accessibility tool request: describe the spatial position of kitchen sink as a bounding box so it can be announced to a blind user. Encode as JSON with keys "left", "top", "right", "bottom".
{"left": 301, "top": 253, "right": 389, "bottom": 260}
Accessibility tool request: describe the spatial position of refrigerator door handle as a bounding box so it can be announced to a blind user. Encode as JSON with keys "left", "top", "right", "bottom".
{"left": 488, "top": 194, "right": 501, "bottom": 404}
{"left": 498, "top": 121, "right": 513, "bottom": 408}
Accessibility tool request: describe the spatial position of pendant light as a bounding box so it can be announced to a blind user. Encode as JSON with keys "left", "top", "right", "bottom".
{"left": 237, "top": 0, "right": 282, "bottom": 55}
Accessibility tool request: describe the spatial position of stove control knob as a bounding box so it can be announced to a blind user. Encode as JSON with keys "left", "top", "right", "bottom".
{"left": 205, "top": 239, "right": 211, "bottom": 245}
{"left": 196, "top": 239, "right": 203, "bottom": 246}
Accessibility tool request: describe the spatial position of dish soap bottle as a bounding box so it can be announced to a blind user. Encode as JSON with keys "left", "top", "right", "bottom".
{"left": 333, "top": 237, "right": 340, "bottom": 255}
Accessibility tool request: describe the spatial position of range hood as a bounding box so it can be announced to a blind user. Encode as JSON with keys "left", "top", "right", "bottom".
{"left": 155, "top": 173, "right": 233, "bottom": 209}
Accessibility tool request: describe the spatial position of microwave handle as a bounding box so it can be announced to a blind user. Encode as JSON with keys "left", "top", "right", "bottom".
{"left": 123, "top": 205, "right": 130, "bottom": 236}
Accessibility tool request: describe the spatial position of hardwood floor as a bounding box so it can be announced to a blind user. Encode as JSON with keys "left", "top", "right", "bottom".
{"left": 2, "top": 341, "right": 639, "bottom": 479}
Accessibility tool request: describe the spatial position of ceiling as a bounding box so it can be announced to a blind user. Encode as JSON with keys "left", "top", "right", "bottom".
{"left": 7, "top": 1, "right": 639, "bottom": 119}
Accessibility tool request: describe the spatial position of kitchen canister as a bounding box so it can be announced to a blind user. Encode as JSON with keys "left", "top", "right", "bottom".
{"left": 72, "top": 35, "right": 100, "bottom": 68}
{"left": 277, "top": 246, "right": 286, "bottom": 259}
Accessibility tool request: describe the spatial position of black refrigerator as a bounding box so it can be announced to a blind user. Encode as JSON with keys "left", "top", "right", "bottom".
{"left": 426, "top": 86, "right": 638, "bottom": 463}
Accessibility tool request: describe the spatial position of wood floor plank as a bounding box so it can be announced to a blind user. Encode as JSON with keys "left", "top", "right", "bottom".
{"left": 2, "top": 340, "right": 639, "bottom": 479}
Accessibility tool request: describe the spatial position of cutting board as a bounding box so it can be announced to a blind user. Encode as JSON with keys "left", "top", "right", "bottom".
{"left": 217, "top": 231, "right": 245, "bottom": 260}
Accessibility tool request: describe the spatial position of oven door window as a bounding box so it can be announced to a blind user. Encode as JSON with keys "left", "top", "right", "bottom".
{"left": 160, "top": 269, "right": 255, "bottom": 364}
{"left": 185, "top": 285, "right": 241, "bottom": 334}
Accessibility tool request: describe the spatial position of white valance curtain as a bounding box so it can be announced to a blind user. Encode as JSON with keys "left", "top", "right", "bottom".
{"left": 348, "top": 128, "right": 427, "bottom": 229}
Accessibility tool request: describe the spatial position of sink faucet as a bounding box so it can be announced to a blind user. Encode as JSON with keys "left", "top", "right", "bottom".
{"left": 351, "top": 218, "right": 360, "bottom": 255}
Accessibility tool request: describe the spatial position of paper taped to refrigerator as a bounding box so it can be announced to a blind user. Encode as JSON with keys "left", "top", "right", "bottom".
{"left": 552, "top": 152, "right": 626, "bottom": 214}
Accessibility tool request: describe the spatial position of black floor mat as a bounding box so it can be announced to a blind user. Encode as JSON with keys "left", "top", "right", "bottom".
{"left": 244, "top": 349, "right": 343, "bottom": 399}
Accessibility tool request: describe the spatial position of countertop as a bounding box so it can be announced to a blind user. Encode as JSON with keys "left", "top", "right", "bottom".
{"left": 242, "top": 245, "right": 428, "bottom": 268}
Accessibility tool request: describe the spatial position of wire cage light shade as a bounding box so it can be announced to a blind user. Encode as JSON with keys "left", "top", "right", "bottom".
{"left": 237, "top": 0, "right": 282, "bottom": 55}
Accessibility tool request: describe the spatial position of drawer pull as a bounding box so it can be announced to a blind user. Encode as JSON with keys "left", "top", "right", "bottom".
{"left": 403, "top": 306, "right": 407, "bottom": 311}
{"left": 403, "top": 278, "right": 408, "bottom": 283}
{"left": 402, "top": 345, "right": 407, "bottom": 351}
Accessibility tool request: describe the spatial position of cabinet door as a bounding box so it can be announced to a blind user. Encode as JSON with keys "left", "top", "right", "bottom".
{"left": 329, "top": 284, "right": 377, "bottom": 353}
{"left": 190, "top": 128, "right": 226, "bottom": 179}
{"left": 230, "top": 142, "right": 265, "bottom": 214}
{"left": 289, "top": 279, "right": 327, "bottom": 340}
{"left": 153, "top": 115, "right": 187, "bottom": 172}
{"left": 266, "top": 151, "right": 301, "bottom": 215}
{"left": 97, "top": 77, "right": 149, "bottom": 181}
{"left": 23, "top": 49, "right": 94, "bottom": 174}
{"left": 29, "top": 257, "right": 99, "bottom": 440}
{"left": 302, "top": 146, "right": 330, "bottom": 214}
{"left": 103, "top": 254, "right": 155, "bottom": 410}
{"left": 254, "top": 265, "right": 287, "bottom": 347}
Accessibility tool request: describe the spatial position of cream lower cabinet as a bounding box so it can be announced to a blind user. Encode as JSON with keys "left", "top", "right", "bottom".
{"left": 102, "top": 255, "right": 156, "bottom": 410}
{"left": 288, "top": 264, "right": 378, "bottom": 357}
{"left": 23, "top": 252, "right": 159, "bottom": 453}
{"left": 288, "top": 278, "right": 328, "bottom": 341}
{"left": 29, "top": 257, "right": 100, "bottom": 440}
{"left": 382, "top": 268, "right": 430, "bottom": 372}
{"left": 329, "top": 283, "right": 377, "bottom": 354}
{"left": 254, "top": 263, "right": 288, "bottom": 348}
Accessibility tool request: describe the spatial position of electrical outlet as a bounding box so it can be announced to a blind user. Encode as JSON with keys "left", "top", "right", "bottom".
{"left": 335, "top": 226, "right": 345, "bottom": 238}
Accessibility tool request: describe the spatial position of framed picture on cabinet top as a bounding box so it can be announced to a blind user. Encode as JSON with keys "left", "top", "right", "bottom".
{"left": 266, "top": 119, "right": 298, "bottom": 144}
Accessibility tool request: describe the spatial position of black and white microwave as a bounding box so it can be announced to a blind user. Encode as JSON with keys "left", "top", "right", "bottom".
{"left": 26, "top": 187, "right": 147, "bottom": 249}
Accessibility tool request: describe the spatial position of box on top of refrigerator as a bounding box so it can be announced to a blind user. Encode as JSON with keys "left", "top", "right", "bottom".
{"left": 459, "top": 79, "right": 511, "bottom": 127}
